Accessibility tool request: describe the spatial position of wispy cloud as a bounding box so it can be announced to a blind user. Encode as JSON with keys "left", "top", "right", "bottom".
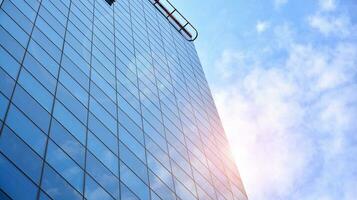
{"left": 211, "top": 6, "right": 357, "bottom": 200}
{"left": 274, "top": 0, "right": 288, "bottom": 9}
{"left": 319, "top": 0, "right": 336, "bottom": 12}
{"left": 308, "top": 14, "right": 351, "bottom": 37}
{"left": 256, "top": 21, "right": 270, "bottom": 33}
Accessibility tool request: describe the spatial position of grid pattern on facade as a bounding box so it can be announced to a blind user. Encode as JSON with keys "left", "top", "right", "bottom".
{"left": 0, "top": 0, "right": 247, "bottom": 199}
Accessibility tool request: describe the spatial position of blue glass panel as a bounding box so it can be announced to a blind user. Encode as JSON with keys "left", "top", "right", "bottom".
{"left": 144, "top": 135, "right": 170, "bottom": 170}
{"left": 86, "top": 152, "right": 120, "bottom": 198}
{"left": 88, "top": 113, "right": 118, "bottom": 155}
{"left": 17, "top": 68, "right": 54, "bottom": 112}
{"left": 85, "top": 174, "right": 115, "bottom": 200}
{"left": 63, "top": 42, "right": 90, "bottom": 76}
{"left": 38, "top": 6, "right": 66, "bottom": 37}
{"left": 120, "top": 181, "right": 139, "bottom": 200}
{"left": 91, "top": 70, "right": 115, "bottom": 101}
{"left": 147, "top": 153, "right": 174, "bottom": 190}
{"left": 35, "top": 15, "right": 63, "bottom": 48}
{"left": 62, "top": 55, "right": 89, "bottom": 91}
{"left": 118, "top": 125, "right": 146, "bottom": 163}
{"left": 22, "top": 53, "right": 57, "bottom": 94}
{"left": 120, "top": 161, "right": 149, "bottom": 200}
{"left": 90, "top": 97, "right": 116, "bottom": 134}
{"left": 117, "top": 83, "right": 140, "bottom": 111}
{"left": 119, "top": 142, "right": 148, "bottom": 184}
{"left": 32, "top": 26, "right": 62, "bottom": 63}
{"left": 0, "top": 125, "right": 43, "bottom": 183}
{"left": 61, "top": 55, "right": 89, "bottom": 90}
{"left": 41, "top": 0, "right": 67, "bottom": 26}
{"left": 0, "top": 189, "right": 11, "bottom": 200}
{"left": 27, "top": 39, "right": 59, "bottom": 77}
{"left": 50, "top": 119, "right": 85, "bottom": 167}
{"left": 0, "top": 93, "right": 9, "bottom": 121}
{"left": 12, "top": 85, "right": 51, "bottom": 133}
{"left": 0, "top": 67, "right": 15, "bottom": 98}
{"left": 0, "top": 45, "right": 20, "bottom": 79}
{"left": 87, "top": 132, "right": 118, "bottom": 175}
{"left": 39, "top": 191, "right": 52, "bottom": 200}
{"left": 46, "top": 140, "right": 84, "bottom": 193}
{"left": 118, "top": 109, "right": 144, "bottom": 145}
{"left": 173, "top": 178, "right": 196, "bottom": 200}
{"left": 0, "top": 153, "right": 37, "bottom": 200}
{"left": 41, "top": 164, "right": 82, "bottom": 200}
{"left": 148, "top": 171, "right": 176, "bottom": 200}
{"left": 59, "top": 69, "right": 88, "bottom": 105}
{"left": 0, "top": 26, "right": 25, "bottom": 62}
{"left": 5, "top": 104, "right": 47, "bottom": 156}
{"left": 143, "top": 119, "right": 167, "bottom": 151}
{"left": 56, "top": 83, "right": 88, "bottom": 124}
{"left": 0, "top": 10, "right": 29, "bottom": 46}
{"left": 65, "top": 31, "right": 91, "bottom": 62}
{"left": 53, "top": 100, "right": 86, "bottom": 144}
{"left": 6, "top": 0, "right": 37, "bottom": 22}
{"left": 90, "top": 82, "right": 116, "bottom": 117}
{"left": 118, "top": 95, "right": 142, "bottom": 127}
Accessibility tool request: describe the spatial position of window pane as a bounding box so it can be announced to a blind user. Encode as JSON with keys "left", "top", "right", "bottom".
{"left": 56, "top": 83, "right": 88, "bottom": 124}
{"left": 118, "top": 109, "right": 144, "bottom": 145}
{"left": 61, "top": 55, "right": 89, "bottom": 90}
{"left": 0, "top": 154, "right": 37, "bottom": 200}
{"left": 147, "top": 153, "right": 174, "bottom": 190}
{"left": 53, "top": 100, "right": 86, "bottom": 144}
{"left": 59, "top": 69, "right": 88, "bottom": 105}
{"left": 86, "top": 152, "right": 119, "bottom": 199}
{"left": 120, "top": 181, "right": 140, "bottom": 200}
{"left": 0, "top": 10, "right": 29, "bottom": 46}
{"left": 5, "top": 104, "right": 47, "bottom": 156}
{"left": 46, "top": 140, "right": 84, "bottom": 193}
{"left": 0, "top": 45, "right": 20, "bottom": 79}
{"left": 50, "top": 119, "right": 85, "bottom": 167}
{"left": 119, "top": 125, "right": 146, "bottom": 163}
{"left": 119, "top": 141, "right": 148, "bottom": 184}
{"left": 41, "top": 164, "right": 82, "bottom": 200}
{"left": 85, "top": 174, "right": 114, "bottom": 200}
{"left": 88, "top": 113, "right": 118, "bottom": 155}
{"left": 17, "top": 68, "right": 54, "bottom": 112}
{"left": 0, "top": 93, "right": 9, "bottom": 121}
{"left": 148, "top": 171, "right": 176, "bottom": 200}
{"left": 0, "top": 126, "right": 43, "bottom": 183}
{"left": 22, "top": 53, "right": 57, "bottom": 94}
{"left": 90, "top": 97, "right": 116, "bottom": 134}
{"left": 120, "top": 161, "right": 149, "bottom": 200}
{"left": 0, "top": 26, "right": 25, "bottom": 62}
{"left": 27, "top": 39, "right": 59, "bottom": 77}
{"left": 0, "top": 67, "right": 15, "bottom": 98}
{"left": 12, "top": 85, "right": 51, "bottom": 133}
{"left": 87, "top": 132, "right": 118, "bottom": 175}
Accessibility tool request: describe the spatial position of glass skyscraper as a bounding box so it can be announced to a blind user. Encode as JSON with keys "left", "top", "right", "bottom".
{"left": 0, "top": 0, "right": 247, "bottom": 199}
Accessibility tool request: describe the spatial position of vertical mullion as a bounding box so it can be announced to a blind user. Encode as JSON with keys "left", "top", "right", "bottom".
{"left": 0, "top": 0, "right": 44, "bottom": 136}
{"left": 82, "top": 0, "right": 96, "bottom": 199}
{"left": 36, "top": 0, "right": 74, "bottom": 198}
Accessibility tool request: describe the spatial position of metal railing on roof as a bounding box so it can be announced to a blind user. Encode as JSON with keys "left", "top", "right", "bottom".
{"left": 149, "top": 0, "right": 198, "bottom": 41}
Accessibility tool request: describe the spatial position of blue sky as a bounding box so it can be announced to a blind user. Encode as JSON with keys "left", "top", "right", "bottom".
{"left": 170, "top": 0, "right": 357, "bottom": 199}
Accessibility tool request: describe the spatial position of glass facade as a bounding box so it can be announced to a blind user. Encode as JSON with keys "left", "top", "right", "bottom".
{"left": 0, "top": 0, "right": 247, "bottom": 199}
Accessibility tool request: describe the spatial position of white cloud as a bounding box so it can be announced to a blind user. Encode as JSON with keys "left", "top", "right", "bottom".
{"left": 274, "top": 0, "right": 288, "bottom": 9}
{"left": 319, "top": 0, "right": 336, "bottom": 12}
{"left": 212, "top": 19, "right": 357, "bottom": 199}
{"left": 214, "top": 50, "right": 245, "bottom": 79}
{"left": 308, "top": 14, "right": 351, "bottom": 37}
{"left": 256, "top": 21, "right": 270, "bottom": 33}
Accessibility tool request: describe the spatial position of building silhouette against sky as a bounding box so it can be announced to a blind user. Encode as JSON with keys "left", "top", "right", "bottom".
{"left": 0, "top": 0, "right": 247, "bottom": 199}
